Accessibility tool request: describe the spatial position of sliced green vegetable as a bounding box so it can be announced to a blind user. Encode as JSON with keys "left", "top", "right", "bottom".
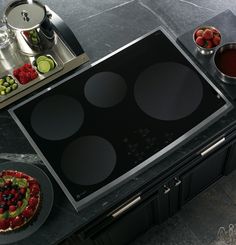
{"left": 37, "top": 60, "right": 51, "bottom": 73}
{"left": 36, "top": 56, "right": 48, "bottom": 65}
{"left": 45, "top": 58, "right": 55, "bottom": 70}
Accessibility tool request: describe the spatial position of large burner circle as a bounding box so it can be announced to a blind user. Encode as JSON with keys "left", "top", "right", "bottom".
{"left": 84, "top": 72, "right": 127, "bottom": 108}
{"left": 31, "top": 95, "right": 84, "bottom": 141}
{"left": 134, "top": 62, "right": 203, "bottom": 121}
{"left": 61, "top": 136, "right": 116, "bottom": 186}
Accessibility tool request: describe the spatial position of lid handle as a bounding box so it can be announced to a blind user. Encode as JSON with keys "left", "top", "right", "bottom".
{"left": 21, "top": 10, "right": 30, "bottom": 22}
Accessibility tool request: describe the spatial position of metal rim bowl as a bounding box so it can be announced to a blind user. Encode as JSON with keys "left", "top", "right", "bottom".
{"left": 214, "top": 43, "right": 236, "bottom": 84}
{"left": 193, "top": 26, "right": 221, "bottom": 55}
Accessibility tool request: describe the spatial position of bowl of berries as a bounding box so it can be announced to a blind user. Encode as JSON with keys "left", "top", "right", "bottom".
{"left": 193, "top": 26, "right": 221, "bottom": 55}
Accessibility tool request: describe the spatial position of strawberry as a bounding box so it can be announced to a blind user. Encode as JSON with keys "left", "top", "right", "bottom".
{"left": 205, "top": 40, "right": 213, "bottom": 49}
{"left": 22, "top": 207, "right": 33, "bottom": 218}
{"left": 0, "top": 208, "right": 4, "bottom": 214}
{"left": 202, "top": 29, "right": 213, "bottom": 40}
{"left": 9, "top": 205, "right": 17, "bottom": 212}
{"left": 195, "top": 36, "right": 205, "bottom": 47}
{"left": 0, "top": 219, "right": 10, "bottom": 230}
{"left": 195, "top": 29, "right": 204, "bottom": 37}
{"left": 213, "top": 35, "right": 221, "bottom": 46}
{"left": 28, "top": 197, "right": 38, "bottom": 208}
{"left": 11, "top": 216, "right": 23, "bottom": 228}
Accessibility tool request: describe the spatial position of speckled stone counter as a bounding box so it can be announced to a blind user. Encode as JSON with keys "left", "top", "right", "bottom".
{"left": 1, "top": 1, "right": 236, "bottom": 244}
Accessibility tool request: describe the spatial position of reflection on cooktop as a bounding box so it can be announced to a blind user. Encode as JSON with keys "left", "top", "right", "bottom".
{"left": 134, "top": 62, "right": 203, "bottom": 121}
{"left": 31, "top": 95, "right": 84, "bottom": 141}
{"left": 84, "top": 72, "right": 127, "bottom": 108}
{"left": 61, "top": 136, "right": 116, "bottom": 186}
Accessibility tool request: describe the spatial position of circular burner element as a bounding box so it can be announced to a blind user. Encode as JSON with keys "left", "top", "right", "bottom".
{"left": 31, "top": 95, "right": 84, "bottom": 141}
{"left": 134, "top": 62, "right": 203, "bottom": 121}
{"left": 61, "top": 136, "right": 116, "bottom": 186}
{"left": 84, "top": 72, "right": 127, "bottom": 108}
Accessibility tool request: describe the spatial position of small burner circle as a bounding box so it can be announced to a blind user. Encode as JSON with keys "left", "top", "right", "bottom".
{"left": 61, "top": 136, "right": 116, "bottom": 186}
{"left": 134, "top": 62, "right": 203, "bottom": 121}
{"left": 31, "top": 95, "right": 84, "bottom": 141}
{"left": 84, "top": 72, "right": 127, "bottom": 108}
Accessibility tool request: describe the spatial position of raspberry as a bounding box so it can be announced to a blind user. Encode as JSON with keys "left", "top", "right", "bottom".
{"left": 9, "top": 205, "right": 17, "bottom": 212}
{"left": 11, "top": 216, "right": 23, "bottom": 228}
{"left": 22, "top": 207, "right": 33, "bottom": 218}
{"left": 0, "top": 219, "right": 10, "bottom": 230}
{"left": 28, "top": 197, "right": 38, "bottom": 208}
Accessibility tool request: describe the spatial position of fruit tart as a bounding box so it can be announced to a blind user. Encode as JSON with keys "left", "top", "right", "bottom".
{"left": 0, "top": 170, "right": 41, "bottom": 232}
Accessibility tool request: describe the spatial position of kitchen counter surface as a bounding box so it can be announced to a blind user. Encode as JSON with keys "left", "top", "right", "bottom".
{"left": 1, "top": 1, "right": 236, "bottom": 244}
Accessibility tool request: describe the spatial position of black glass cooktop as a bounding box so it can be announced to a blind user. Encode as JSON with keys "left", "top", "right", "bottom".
{"left": 9, "top": 27, "right": 232, "bottom": 211}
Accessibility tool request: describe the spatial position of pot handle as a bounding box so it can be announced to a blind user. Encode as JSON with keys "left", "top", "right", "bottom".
{"left": 45, "top": 5, "right": 84, "bottom": 57}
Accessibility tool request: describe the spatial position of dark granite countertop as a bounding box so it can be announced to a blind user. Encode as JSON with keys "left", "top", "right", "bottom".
{"left": 1, "top": 1, "right": 236, "bottom": 244}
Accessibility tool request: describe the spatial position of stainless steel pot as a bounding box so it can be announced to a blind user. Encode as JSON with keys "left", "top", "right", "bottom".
{"left": 214, "top": 43, "right": 236, "bottom": 84}
{"left": 3, "top": 0, "right": 55, "bottom": 56}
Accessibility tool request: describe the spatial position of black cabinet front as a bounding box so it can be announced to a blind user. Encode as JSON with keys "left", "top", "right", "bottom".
{"left": 180, "top": 148, "right": 228, "bottom": 205}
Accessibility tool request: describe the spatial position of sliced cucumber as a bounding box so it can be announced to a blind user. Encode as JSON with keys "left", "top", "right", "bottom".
{"left": 45, "top": 58, "right": 55, "bottom": 70}
{"left": 36, "top": 56, "right": 48, "bottom": 65}
{"left": 37, "top": 60, "right": 51, "bottom": 73}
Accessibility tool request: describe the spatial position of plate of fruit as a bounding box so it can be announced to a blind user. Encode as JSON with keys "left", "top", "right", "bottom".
{"left": 193, "top": 26, "right": 221, "bottom": 55}
{"left": 0, "top": 162, "right": 53, "bottom": 244}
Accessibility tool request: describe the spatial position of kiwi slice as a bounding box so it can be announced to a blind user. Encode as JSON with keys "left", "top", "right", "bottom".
{"left": 37, "top": 60, "right": 51, "bottom": 73}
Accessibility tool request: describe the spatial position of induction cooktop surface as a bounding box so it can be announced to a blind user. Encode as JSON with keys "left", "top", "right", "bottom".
{"left": 9, "top": 27, "right": 232, "bottom": 211}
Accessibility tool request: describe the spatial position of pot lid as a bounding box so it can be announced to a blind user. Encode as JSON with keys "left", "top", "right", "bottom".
{"left": 5, "top": 2, "right": 46, "bottom": 30}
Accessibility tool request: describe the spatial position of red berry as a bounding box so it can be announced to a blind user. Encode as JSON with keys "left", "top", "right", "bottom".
{"left": 11, "top": 216, "right": 23, "bottom": 228}
{"left": 0, "top": 208, "right": 4, "bottom": 214}
{"left": 17, "top": 201, "right": 23, "bottom": 207}
{"left": 205, "top": 40, "right": 213, "bottom": 48}
{"left": 202, "top": 29, "right": 213, "bottom": 40}
{"left": 29, "top": 197, "right": 38, "bottom": 208}
{"left": 213, "top": 35, "right": 221, "bottom": 46}
{"left": 20, "top": 188, "right": 26, "bottom": 195}
{"left": 30, "top": 71, "right": 38, "bottom": 80}
{"left": 195, "top": 36, "right": 205, "bottom": 47}
{"left": 10, "top": 189, "right": 16, "bottom": 194}
{"left": 14, "top": 193, "right": 19, "bottom": 200}
{"left": 22, "top": 207, "right": 33, "bottom": 218}
{"left": 9, "top": 205, "right": 17, "bottom": 212}
{"left": 15, "top": 172, "right": 23, "bottom": 178}
{"left": 0, "top": 219, "right": 10, "bottom": 230}
{"left": 195, "top": 29, "right": 204, "bottom": 37}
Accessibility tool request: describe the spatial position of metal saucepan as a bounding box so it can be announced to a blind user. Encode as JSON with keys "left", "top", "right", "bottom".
{"left": 3, "top": 0, "right": 55, "bottom": 56}
{"left": 214, "top": 43, "right": 236, "bottom": 84}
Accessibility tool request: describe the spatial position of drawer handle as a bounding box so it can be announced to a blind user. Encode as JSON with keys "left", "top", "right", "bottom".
{"left": 174, "top": 178, "right": 181, "bottom": 186}
{"left": 200, "top": 137, "right": 225, "bottom": 157}
{"left": 111, "top": 196, "right": 141, "bottom": 218}
{"left": 164, "top": 185, "right": 171, "bottom": 194}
